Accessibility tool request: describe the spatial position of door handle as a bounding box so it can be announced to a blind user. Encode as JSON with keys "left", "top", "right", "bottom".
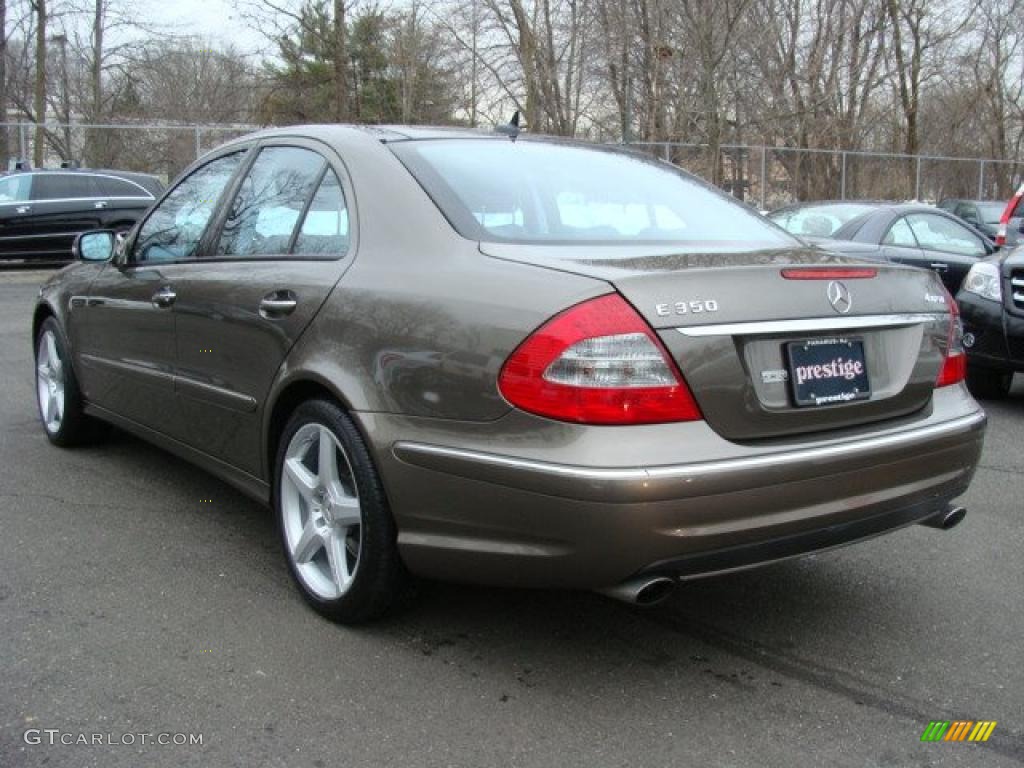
{"left": 929, "top": 262, "right": 949, "bottom": 272}
{"left": 15, "top": 205, "right": 30, "bottom": 214}
{"left": 94, "top": 200, "right": 108, "bottom": 209}
{"left": 260, "top": 291, "right": 298, "bottom": 317}
{"left": 151, "top": 286, "right": 177, "bottom": 308}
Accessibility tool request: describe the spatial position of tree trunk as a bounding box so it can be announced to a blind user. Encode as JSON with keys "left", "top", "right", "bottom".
{"left": 33, "top": 0, "right": 46, "bottom": 167}
{"left": 0, "top": 0, "right": 7, "bottom": 165}
{"left": 88, "top": 0, "right": 104, "bottom": 165}
{"left": 332, "top": 0, "right": 347, "bottom": 122}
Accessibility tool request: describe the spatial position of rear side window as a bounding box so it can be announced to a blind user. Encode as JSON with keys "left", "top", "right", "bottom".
{"left": 293, "top": 170, "right": 349, "bottom": 256}
{"left": 393, "top": 140, "right": 793, "bottom": 250}
{"left": 95, "top": 176, "right": 152, "bottom": 198}
{"left": 32, "top": 173, "right": 97, "bottom": 200}
{"left": 215, "top": 147, "right": 326, "bottom": 258}
{"left": 769, "top": 204, "right": 876, "bottom": 238}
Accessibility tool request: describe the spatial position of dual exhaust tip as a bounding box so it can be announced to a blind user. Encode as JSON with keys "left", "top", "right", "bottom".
{"left": 598, "top": 505, "right": 967, "bottom": 607}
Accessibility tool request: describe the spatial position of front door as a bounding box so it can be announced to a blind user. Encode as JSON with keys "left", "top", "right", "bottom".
{"left": 170, "top": 143, "right": 354, "bottom": 477}
{"left": 77, "top": 150, "right": 248, "bottom": 435}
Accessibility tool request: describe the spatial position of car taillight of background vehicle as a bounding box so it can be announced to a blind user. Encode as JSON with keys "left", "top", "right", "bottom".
{"left": 995, "top": 183, "right": 1024, "bottom": 247}
{"left": 498, "top": 293, "right": 703, "bottom": 425}
{"left": 936, "top": 287, "right": 966, "bottom": 388}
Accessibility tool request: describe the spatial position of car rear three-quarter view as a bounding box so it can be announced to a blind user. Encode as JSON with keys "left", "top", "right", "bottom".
{"left": 32, "top": 126, "right": 987, "bottom": 624}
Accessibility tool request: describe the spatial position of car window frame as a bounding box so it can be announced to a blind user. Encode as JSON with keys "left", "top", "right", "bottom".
{"left": 200, "top": 137, "right": 357, "bottom": 263}
{"left": 905, "top": 211, "right": 989, "bottom": 257}
{"left": 119, "top": 145, "right": 255, "bottom": 268}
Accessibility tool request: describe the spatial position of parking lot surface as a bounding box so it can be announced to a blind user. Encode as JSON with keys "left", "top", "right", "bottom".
{"left": 1, "top": 270, "right": 1022, "bottom": 768}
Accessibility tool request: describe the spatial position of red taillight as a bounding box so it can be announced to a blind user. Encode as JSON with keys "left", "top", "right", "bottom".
{"left": 781, "top": 267, "right": 877, "bottom": 280}
{"left": 936, "top": 287, "right": 966, "bottom": 388}
{"left": 498, "top": 293, "right": 703, "bottom": 425}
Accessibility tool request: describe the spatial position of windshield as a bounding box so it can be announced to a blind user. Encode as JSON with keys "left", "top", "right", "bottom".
{"left": 392, "top": 139, "right": 794, "bottom": 249}
{"left": 768, "top": 203, "right": 878, "bottom": 238}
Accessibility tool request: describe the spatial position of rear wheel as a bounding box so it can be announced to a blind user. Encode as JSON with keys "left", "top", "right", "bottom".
{"left": 274, "top": 399, "right": 409, "bottom": 623}
{"left": 965, "top": 364, "right": 1013, "bottom": 400}
{"left": 34, "top": 317, "right": 107, "bottom": 446}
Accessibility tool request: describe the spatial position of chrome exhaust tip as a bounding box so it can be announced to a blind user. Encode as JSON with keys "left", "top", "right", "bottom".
{"left": 597, "top": 575, "right": 676, "bottom": 606}
{"left": 920, "top": 505, "right": 967, "bottom": 531}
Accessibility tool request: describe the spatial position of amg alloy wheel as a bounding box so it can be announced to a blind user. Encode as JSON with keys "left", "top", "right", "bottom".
{"left": 34, "top": 317, "right": 106, "bottom": 446}
{"left": 36, "top": 329, "right": 65, "bottom": 435}
{"left": 274, "top": 399, "right": 408, "bottom": 623}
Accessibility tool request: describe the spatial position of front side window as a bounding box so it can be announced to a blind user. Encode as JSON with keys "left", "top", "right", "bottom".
{"left": 393, "top": 139, "right": 794, "bottom": 250}
{"left": 907, "top": 213, "right": 987, "bottom": 257}
{"left": 0, "top": 174, "right": 31, "bottom": 202}
{"left": 133, "top": 152, "right": 245, "bottom": 263}
{"left": 216, "top": 147, "right": 326, "bottom": 258}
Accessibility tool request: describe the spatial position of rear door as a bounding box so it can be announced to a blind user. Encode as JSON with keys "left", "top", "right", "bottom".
{"left": 169, "top": 140, "right": 355, "bottom": 477}
{"left": 91, "top": 173, "right": 157, "bottom": 228}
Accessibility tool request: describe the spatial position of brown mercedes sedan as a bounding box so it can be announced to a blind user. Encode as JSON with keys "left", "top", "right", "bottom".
{"left": 32, "top": 126, "right": 986, "bottom": 622}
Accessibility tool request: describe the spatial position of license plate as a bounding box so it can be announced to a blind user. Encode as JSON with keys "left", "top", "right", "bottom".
{"left": 786, "top": 337, "right": 870, "bottom": 407}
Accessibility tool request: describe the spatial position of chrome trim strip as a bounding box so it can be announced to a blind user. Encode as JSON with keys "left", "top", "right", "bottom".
{"left": 393, "top": 410, "right": 986, "bottom": 492}
{"left": 175, "top": 376, "right": 257, "bottom": 412}
{"left": 675, "top": 313, "right": 942, "bottom": 337}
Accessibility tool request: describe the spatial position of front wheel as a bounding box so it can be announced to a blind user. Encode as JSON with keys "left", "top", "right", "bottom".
{"left": 274, "top": 399, "right": 410, "bottom": 623}
{"left": 965, "top": 364, "right": 1013, "bottom": 400}
{"left": 35, "top": 317, "right": 107, "bottom": 446}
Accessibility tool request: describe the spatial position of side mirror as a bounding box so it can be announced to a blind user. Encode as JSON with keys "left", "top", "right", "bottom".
{"left": 74, "top": 230, "right": 115, "bottom": 262}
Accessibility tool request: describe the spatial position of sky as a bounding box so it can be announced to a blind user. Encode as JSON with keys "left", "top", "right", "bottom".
{"left": 135, "top": 0, "right": 269, "bottom": 57}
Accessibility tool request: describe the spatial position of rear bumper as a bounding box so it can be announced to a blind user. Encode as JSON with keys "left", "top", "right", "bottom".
{"left": 365, "top": 386, "right": 986, "bottom": 589}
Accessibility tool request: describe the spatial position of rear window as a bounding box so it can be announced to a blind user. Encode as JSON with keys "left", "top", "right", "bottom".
{"left": 768, "top": 203, "right": 877, "bottom": 238}
{"left": 95, "top": 176, "right": 152, "bottom": 198}
{"left": 392, "top": 139, "right": 793, "bottom": 248}
{"left": 977, "top": 203, "right": 1003, "bottom": 224}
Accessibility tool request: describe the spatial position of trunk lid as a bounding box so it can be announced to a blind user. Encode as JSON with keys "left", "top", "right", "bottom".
{"left": 481, "top": 243, "right": 953, "bottom": 440}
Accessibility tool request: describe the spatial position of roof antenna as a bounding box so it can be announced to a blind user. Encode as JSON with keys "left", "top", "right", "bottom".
{"left": 494, "top": 110, "right": 521, "bottom": 141}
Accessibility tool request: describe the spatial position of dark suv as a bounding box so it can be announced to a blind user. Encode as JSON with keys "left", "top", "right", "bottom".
{"left": 0, "top": 168, "right": 163, "bottom": 264}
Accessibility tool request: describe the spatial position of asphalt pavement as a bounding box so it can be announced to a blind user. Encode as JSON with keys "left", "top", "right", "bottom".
{"left": 1, "top": 269, "right": 1022, "bottom": 768}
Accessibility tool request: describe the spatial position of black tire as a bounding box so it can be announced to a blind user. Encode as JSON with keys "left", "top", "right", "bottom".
{"left": 273, "top": 398, "right": 410, "bottom": 623}
{"left": 34, "top": 316, "right": 108, "bottom": 446}
{"left": 965, "top": 364, "right": 1013, "bottom": 400}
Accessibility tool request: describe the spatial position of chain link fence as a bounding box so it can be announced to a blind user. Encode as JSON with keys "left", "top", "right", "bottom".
{"left": 0, "top": 122, "right": 259, "bottom": 183}
{"left": 2, "top": 122, "right": 1020, "bottom": 208}
{"left": 626, "top": 141, "right": 1023, "bottom": 211}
